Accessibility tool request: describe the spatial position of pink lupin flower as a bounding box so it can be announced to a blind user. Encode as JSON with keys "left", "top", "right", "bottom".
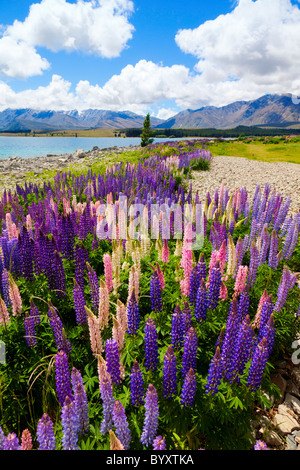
{"left": 252, "top": 289, "right": 268, "bottom": 328}
{"left": 162, "top": 239, "right": 169, "bottom": 263}
{"left": 156, "top": 262, "right": 165, "bottom": 290}
{"left": 127, "top": 265, "right": 140, "bottom": 303}
{"left": 21, "top": 429, "right": 33, "bottom": 450}
{"left": 206, "top": 250, "right": 219, "bottom": 287}
{"left": 217, "top": 240, "right": 227, "bottom": 273}
{"left": 97, "top": 355, "right": 108, "bottom": 384}
{"left": 116, "top": 300, "right": 127, "bottom": 332}
{"left": 180, "top": 248, "right": 193, "bottom": 296}
{"left": 0, "top": 296, "right": 10, "bottom": 326}
{"left": 6, "top": 213, "right": 17, "bottom": 241}
{"left": 98, "top": 279, "right": 110, "bottom": 329}
{"left": 234, "top": 265, "right": 248, "bottom": 296}
{"left": 103, "top": 253, "right": 113, "bottom": 292}
{"left": 219, "top": 281, "right": 228, "bottom": 301}
{"left": 86, "top": 306, "right": 103, "bottom": 357}
{"left": 8, "top": 275, "right": 22, "bottom": 317}
{"left": 112, "top": 317, "right": 125, "bottom": 351}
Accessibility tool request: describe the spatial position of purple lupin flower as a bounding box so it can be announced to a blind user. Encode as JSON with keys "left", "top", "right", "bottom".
{"left": 162, "top": 345, "right": 177, "bottom": 399}
{"left": 230, "top": 315, "right": 253, "bottom": 383}
{"left": 144, "top": 317, "right": 159, "bottom": 372}
{"left": 0, "top": 425, "right": 4, "bottom": 450}
{"left": 257, "top": 295, "right": 274, "bottom": 341}
{"left": 48, "top": 303, "right": 72, "bottom": 355}
{"left": 194, "top": 278, "right": 208, "bottom": 323}
{"left": 3, "top": 433, "right": 21, "bottom": 450}
{"left": 268, "top": 230, "right": 279, "bottom": 269}
{"left": 189, "top": 265, "right": 199, "bottom": 306}
{"left": 36, "top": 413, "right": 56, "bottom": 450}
{"left": 171, "top": 304, "right": 185, "bottom": 350}
{"left": 105, "top": 338, "right": 121, "bottom": 385}
{"left": 73, "top": 279, "right": 87, "bottom": 325}
{"left": 112, "top": 400, "right": 131, "bottom": 450}
{"left": 182, "top": 300, "right": 192, "bottom": 333}
{"left": 24, "top": 310, "right": 37, "bottom": 347}
{"left": 61, "top": 396, "right": 79, "bottom": 450}
{"left": 181, "top": 327, "right": 197, "bottom": 377}
{"left": 55, "top": 350, "right": 73, "bottom": 407}
{"left": 127, "top": 291, "right": 140, "bottom": 336}
{"left": 274, "top": 265, "right": 294, "bottom": 312}
{"left": 237, "top": 287, "right": 250, "bottom": 323}
{"left": 205, "top": 346, "right": 223, "bottom": 395}
{"left": 260, "top": 314, "right": 276, "bottom": 357}
{"left": 71, "top": 367, "right": 89, "bottom": 434}
{"left": 150, "top": 271, "right": 162, "bottom": 312}
{"left": 220, "top": 296, "right": 240, "bottom": 381}
{"left": 87, "top": 262, "right": 99, "bottom": 313}
{"left": 246, "top": 337, "right": 270, "bottom": 391}
{"left": 180, "top": 368, "right": 197, "bottom": 408}
{"left": 258, "top": 226, "right": 270, "bottom": 266}
{"left": 130, "top": 360, "right": 144, "bottom": 406}
{"left": 1, "top": 269, "right": 11, "bottom": 310}
{"left": 140, "top": 384, "right": 159, "bottom": 448}
{"left": 247, "top": 242, "right": 259, "bottom": 289}
{"left": 100, "top": 374, "right": 115, "bottom": 435}
{"left": 153, "top": 435, "right": 166, "bottom": 450}
{"left": 208, "top": 261, "right": 222, "bottom": 310}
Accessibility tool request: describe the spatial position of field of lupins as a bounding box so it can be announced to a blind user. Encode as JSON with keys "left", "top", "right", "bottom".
{"left": 0, "top": 139, "right": 300, "bottom": 451}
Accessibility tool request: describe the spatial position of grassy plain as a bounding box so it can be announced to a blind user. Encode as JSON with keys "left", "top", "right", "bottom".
{"left": 207, "top": 138, "right": 300, "bottom": 164}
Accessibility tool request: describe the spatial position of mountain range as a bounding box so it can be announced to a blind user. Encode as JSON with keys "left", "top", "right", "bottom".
{"left": 0, "top": 94, "right": 299, "bottom": 132}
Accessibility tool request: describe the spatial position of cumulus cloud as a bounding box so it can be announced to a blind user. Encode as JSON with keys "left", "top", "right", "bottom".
{"left": 174, "top": 0, "right": 300, "bottom": 107}
{"left": 0, "top": 0, "right": 134, "bottom": 78}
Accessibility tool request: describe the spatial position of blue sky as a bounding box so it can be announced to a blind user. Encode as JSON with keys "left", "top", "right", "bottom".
{"left": 0, "top": 0, "right": 300, "bottom": 118}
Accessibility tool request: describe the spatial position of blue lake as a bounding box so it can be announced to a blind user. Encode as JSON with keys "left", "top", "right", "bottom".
{"left": 0, "top": 136, "right": 192, "bottom": 159}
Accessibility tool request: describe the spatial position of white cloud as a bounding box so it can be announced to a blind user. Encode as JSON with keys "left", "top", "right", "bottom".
{"left": 174, "top": 0, "right": 300, "bottom": 107}
{"left": 0, "top": 0, "right": 134, "bottom": 78}
{"left": 0, "top": 36, "right": 49, "bottom": 78}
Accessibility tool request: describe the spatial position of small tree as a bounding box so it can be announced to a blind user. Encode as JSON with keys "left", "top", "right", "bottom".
{"left": 140, "top": 113, "right": 154, "bottom": 147}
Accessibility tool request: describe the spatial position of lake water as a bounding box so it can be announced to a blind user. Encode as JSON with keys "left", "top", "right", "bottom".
{"left": 0, "top": 136, "right": 193, "bottom": 159}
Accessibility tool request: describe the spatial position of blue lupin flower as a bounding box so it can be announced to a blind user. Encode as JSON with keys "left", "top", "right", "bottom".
{"left": 150, "top": 271, "right": 162, "bottom": 312}
{"left": 180, "top": 368, "right": 197, "bottom": 407}
{"left": 130, "top": 360, "right": 144, "bottom": 406}
{"left": 220, "top": 296, "right": 240, "bottom": 381}
{"left": 71, "top": 367, "right": 89, "bottom": 434}
{"left": 55, "top": 350, "right": 73, "bottom": 407}
{"left": 105, "top": 338, "right": 121, "bottom": 385}
{"left": 61, "top": 396, "right": 79, "bottom": 450}
{"left": 194, "top": 278, "right": 208, "bottom": 322}
{"left": 127, "top": 291, "right": 140, "bottom": 336}
{"left": 112, "top": 400, "right": 131, "bottom": 450}
{"left": 208, "top": 261, "right": 221, "bottom": 310}
{"left": 73, "top": 279, "right": 87, "bottom": 325}
{"left": 229, "top": 315, "right": 253, "bottom": 383}
{"left": 140, "top": 384, "right": 159, "bottom": 448}
{"left": 163, "top": 345, "right": 177, "bottom": 399}
{"left": 36, "top": 413, "right": 56, "bottom": 450}
{"left": 182, "top": 327, "right": 197, "bottom": 377}
{"left": 171, "top": 304, "right": 185, "bottom": 350}
{"left": 144, "top": 317, "right": 159, "bottom": 372}
{"left": 246, "top": 338, "right": 270, "bottom": 391}
{"left": 205, "top": 347, "right": 223, "bottom": 395}
{"left": 100, "top": 375, "right": 115, "bottom": 435}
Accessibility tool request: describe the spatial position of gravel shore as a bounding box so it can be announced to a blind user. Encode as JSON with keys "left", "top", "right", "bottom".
{"left": 191, "top": 155, "right": 300, "bottom": 213}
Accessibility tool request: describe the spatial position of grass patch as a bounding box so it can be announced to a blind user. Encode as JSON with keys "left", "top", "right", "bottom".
{"left": 207, "top": 140, "right": 300, "bottom": 164}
